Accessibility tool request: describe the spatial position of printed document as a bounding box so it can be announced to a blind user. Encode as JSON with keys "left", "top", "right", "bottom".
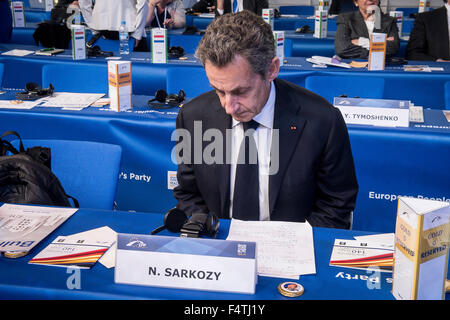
{"left": 0, "top": 204, "right": 77, "bottom": 252}
{"left": 226, "top": 219, "right": 316, "bottom": 279}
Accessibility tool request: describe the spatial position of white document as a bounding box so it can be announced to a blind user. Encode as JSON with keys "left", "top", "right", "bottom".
{"left": 1, "top": 49, "right": 34, "bottom": 56}
{"left": 306, "top": 56, "right": 351, "bottom": 68}
{"left": 67, "top": 226, "right": 117, "bottom": 268}
{"left": 353, "top": 233, "right": 395, "bottom": 247}
{"left": 0, "top": 204, "right": 77, "bottom": 252}
{"left": 226, "top": 219, "right": 316, "bottom": 278}
{"left": 0, "top": 100, "right": 41, "bottom": 109}
{"left": 38, "top": 92, "right": 104, "bottom": 109}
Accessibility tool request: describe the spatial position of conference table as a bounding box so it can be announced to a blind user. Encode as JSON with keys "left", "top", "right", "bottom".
{"left": 0, "top": 44, "right": 450, "bottom": 233}
{"left": 2, "top": 205, "right": 439, "bottom": 300}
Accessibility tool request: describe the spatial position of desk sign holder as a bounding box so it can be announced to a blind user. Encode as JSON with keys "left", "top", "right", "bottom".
{"left": 115, "top": 234, "right": 257, "bottom": 294}
{"left": 151, "top": 28, "right": 167, "bottom": 64}
{"left": 368, "top": 32, "right": 386, "bottom": 71}
{"left": 392, "top": 197, "right": 450, "bottom": 300}
{"left": 318, "top": 0, "right": 329, "bottom": 11}
{"left": 11, "top": 1, "right": 25, "bottom": 28}
{"left": 273, "top": 31, "right": 284, "bottom": 66}
{"left": 418, "top": 0, "right": 430, "bottom": 13}
{"left": 71, "top": 25, "right": 86, "bottom": 60}
{"left": 262, "top": 8, "right": 274, "bottom": 30}
{"left": 389, "top": 11, "right": 403, "bottom": 37}
{"left": 108, "top": 60, "right": 132, "bottom": 112}
{"left": 314, "top": 10, "right": 328, "bottom": 39}
{"left": 334, "top": 97, "right": 410, "bottom": 127}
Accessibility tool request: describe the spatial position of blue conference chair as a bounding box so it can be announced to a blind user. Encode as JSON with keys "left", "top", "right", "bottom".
{"left": 42, "top": 63, "right": 109, "bottom": 94}
{"left": 166, "top": 67, "right": 212, "bottom": 99}
{"left": 279, "top": 5, "right": 315, "bottom": 15}
{"left": 444, "top": 81, "right": 450, "bottom": 110}
{"left": 305, "top": 75, "right": 385, "bottom": 104}
{"left": 0, "top": 63, "right": 4, "bottom": 88}
{"left": 11, "top": 139, "right": 122, "bottom": 210}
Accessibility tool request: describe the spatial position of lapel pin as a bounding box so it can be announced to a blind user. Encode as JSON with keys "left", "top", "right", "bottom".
{"left": 290, "top": 125, "right": 297, "bottom": 131}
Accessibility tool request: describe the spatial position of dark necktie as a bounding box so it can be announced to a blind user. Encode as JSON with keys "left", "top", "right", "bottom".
{"left": 232, "top": 120, "right": 260, "bottom": 220}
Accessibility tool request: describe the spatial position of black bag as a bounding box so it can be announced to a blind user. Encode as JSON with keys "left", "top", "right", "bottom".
{"left": 0, "top": 131, "right": 78, "bottom": 208}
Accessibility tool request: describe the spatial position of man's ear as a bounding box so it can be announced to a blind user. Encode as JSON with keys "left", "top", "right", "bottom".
{"left": 266, "top": 57, "right": 280, "bottom": 82}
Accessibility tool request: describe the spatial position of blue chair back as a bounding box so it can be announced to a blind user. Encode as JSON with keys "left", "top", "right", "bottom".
{"left": 305, "top": 75, "right": 385, "bottom": 104}
{"left": 11, "top": 139, "right": 122, "bottom": 210}
{"left": 42, "top": 63, "right": 109, "bottom": 93}
{"left": 279, "top": 5, "right": 315, "bottom": 15}
{"left": 166, "top": 67, "right": 212, "bottom": 99}
{"left": 444, "top": 81, "right": 450, "bottom": 110}
{"left": 0, "top": 63, "right": 4, "bottom": 88}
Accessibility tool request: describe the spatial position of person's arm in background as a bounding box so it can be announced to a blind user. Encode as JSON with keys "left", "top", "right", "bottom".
{"left": 132, "top": 0, "right": 149, "bottom": 46}
{"left": 146, "top": 0, "right": 162, "bottom": 26}
{"left": 167, "top": 0, "right": 186, "bottom": 28}
{"left": 78, "top": 0, "right": 94, "bottom": 28}
{"left": 334, "top": 14, "right": 369, "bottom": 59}
{"left": 384, "top": 17, "right": 400, "bottom": 57}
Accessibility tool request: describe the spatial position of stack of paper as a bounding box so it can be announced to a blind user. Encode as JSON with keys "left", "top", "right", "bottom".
{"left": 329, "top": 233, "right": 394, "bottom": 272}
{"left": 29, "top": 226, "right": 116, "bottom": 269}
{"left": 226, "top": 219, "right": 316, "bottom": 279}
{"left": 306, "top": 55, "right": 351, "bottom": 68}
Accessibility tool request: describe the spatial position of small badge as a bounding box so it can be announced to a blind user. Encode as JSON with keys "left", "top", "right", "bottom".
{"left": 278, "top": 281, "right": 304, "bottom": 297}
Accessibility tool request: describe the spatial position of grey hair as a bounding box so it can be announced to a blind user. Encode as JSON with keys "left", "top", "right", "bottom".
{"left": 195, "top": 10, "right": 275, "bottom": 77}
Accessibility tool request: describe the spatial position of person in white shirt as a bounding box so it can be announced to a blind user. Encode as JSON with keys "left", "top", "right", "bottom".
{"left": 334, "top": 0, "right": 399, "bottom": 59}
{"left": 146, "top": 0, "right": 186, "bottom": 29}
{"left": 79, "top": 0, "right": 149, "bottom": 51}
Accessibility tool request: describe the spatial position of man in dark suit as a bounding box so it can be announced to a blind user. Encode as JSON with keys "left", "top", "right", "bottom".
{"left": 173, "top": 11, "right": 358, "bottom": 229}
{"left": 215, "top": 0, "right": 267, "bottom": 16}
{"left": 406, "top": 0, "right": 450, "bottom": 61}
{"left": 334, "top": 0, "right": 399, "bottom": 59}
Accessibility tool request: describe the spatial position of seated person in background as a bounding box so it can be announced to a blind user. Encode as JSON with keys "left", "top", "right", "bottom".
{"left": 334, "top": 0, "right": 399, "bottom": 59}
{"left": 190, "top": 0, "right": 215, "bottom": 13}
{"left": 0, "top": 0, "right": 12, "bottom": 43}
{"left": 329, "top": 0, "right": 357, "bottom": 15}
{"left": 147, "top": 0, "right": 186, "bottom": 29}
{"left": 79, "top": 0, "right": 149, "bottom": 52}
{"left": 406, "top": 0, "right": 450, "bottom": 62}
{"left": 215, "top": 0, "right": 268, "bottom": 16}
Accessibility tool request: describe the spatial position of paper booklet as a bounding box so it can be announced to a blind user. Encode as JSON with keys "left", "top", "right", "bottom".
{"left": 0, "top": 204, "right": 77, "bottom": 253}
{"left": 329, "top": 237, "right": 394, "bottom": 272}
{"left": 29, "top": 226, "right": 116, "bottom": 269}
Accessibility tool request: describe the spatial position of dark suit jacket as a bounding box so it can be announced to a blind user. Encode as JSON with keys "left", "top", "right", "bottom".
{"left": 335, "top": 10, "right": 400, "bottom": 59}
{"left": 173, "top": 78, "right": 358, "bottom": 229}
{"left": 406, "top": 6, "right": 450, "bottom": 61}
{"left": 214, "top": 0, "right": 268, "bottom": 16}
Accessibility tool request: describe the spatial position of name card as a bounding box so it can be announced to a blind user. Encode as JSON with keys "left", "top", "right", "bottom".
{"left": 334, "top": 97, "right": 410, "bottom": 128}
{"left": 318, "top": 0, "right": 329, "bottom": 11}
{"left": 11, "top": 1, "right": 25, "bottom": 28}
{"left": 108, "top": 60, "right": 132, "bottom": 112}
{"left": 71, "top": 25, "right": 86, "bottom": 60}
{"left": 368, "top": 32, "right": 386, "bottom": 71}
{"left": 44, "top": 0, "right": 54, "bottom": 12}
{"left": 389, "top": 11, "right": 403, "bottom": 37}
{"left": 151, "top": 28, "right": 167, "bottom": 64}
{"left": 273, "top": 31, "right": 284, "bottom": 66}
{"left": 262, "top": 8, "right": 274, "bottom": 30}
{"left": 115, "top": 234, "right": 257, "bottom": 294}
{"left": 314, "top": 10, "right": 328, "bottom": 39}
{"left": 418, "top": 0, "right": 430, "bottom": 13}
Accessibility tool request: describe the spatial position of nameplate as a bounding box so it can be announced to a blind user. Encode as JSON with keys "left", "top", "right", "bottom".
{"left": 334, "top": 97, "right": 410, "bottom": 127}
{"left": 115, "top": 234, "right": 257, "bottom": 294}
{"left": 151, "top": 28, "right": 167, "bottom": 64}
{"left": 11, "top": 1, "right": 25, "bottom": 28}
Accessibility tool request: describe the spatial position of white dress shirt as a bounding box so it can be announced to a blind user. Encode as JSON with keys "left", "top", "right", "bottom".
{"left": 79, "top": 0, "right": 148, "bottom": 40}
{"left": 229, "top": 81, "right": 276, "bottom": 221}
{"left": 217, "top": 0, "right": 243, "bottom": 15}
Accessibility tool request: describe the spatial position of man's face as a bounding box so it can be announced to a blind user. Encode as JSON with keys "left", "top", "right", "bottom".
{"left": 355, "top": 0, "right": 379, "bottom": 12}
{"left": 204, "top": 55, "right": 279, "bottom": 122}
